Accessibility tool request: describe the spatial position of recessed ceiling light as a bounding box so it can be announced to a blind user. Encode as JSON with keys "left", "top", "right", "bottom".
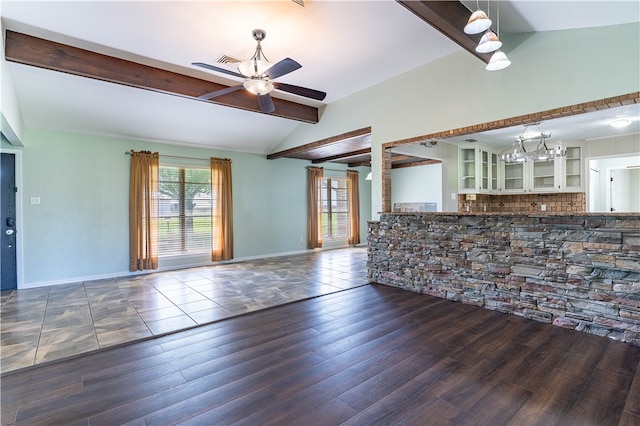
{"left": 610, "top": 118, "right": 631, "bottom": 128}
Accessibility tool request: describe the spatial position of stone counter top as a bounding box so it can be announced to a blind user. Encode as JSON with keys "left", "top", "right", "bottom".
{"left": 377, "top": 212, "right": 640, "bottom": 217}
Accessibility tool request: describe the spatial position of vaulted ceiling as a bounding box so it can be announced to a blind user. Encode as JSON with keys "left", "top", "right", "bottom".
{"left": 2, "top": 1, "right": 638, "bottom": 165}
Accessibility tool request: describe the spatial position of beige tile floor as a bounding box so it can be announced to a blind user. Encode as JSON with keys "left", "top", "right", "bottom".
{"left": 1, "top": 247, "right": 368, "bottom": 374}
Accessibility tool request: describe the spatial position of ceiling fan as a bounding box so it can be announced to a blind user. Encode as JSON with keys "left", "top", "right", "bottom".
{"left": 193, "top": 29, "right": 326, "bottom": 113}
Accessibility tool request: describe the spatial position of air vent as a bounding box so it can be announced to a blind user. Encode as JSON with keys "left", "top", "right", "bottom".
{"left": 215, "top": 54, "right": 243, "bottom": 65}
{"left": 292, "top": 0, "right": 313, "bottom": 7}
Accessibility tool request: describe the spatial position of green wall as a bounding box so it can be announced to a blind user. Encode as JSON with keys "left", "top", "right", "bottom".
{"left": 272, "top": 23, "right": 640, "bottom": 216}
{"left": 5, "top": 22, "right": 638, "bottom": 287}
{"left": 10, "top": 129, "right": 370, "bottom": 286}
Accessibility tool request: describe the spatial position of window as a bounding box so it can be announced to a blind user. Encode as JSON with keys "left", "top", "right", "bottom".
{"left": 158, "top": 166, "right": 212, "bottom": 256}
{"left": 321, "top": 177, "right": 349, "bottom": 242}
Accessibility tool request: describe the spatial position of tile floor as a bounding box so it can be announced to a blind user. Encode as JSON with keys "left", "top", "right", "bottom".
{"left": 1, "top": 247, "right": 368, "bottom": 374}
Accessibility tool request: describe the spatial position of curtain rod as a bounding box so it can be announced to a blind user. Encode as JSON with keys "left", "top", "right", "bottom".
{"left": 125, "top": 150, "right": 210, "bottom": 162}
{"left": 307, "top": 166, "right": 360, "bottom": 173}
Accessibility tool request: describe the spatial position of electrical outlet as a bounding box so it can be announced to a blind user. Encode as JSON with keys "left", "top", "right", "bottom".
{"left": 30, "top": 196, "right": 41, "bottom": 205}
{"left": 541, "top": 204, "right": 547, "bottom": 211}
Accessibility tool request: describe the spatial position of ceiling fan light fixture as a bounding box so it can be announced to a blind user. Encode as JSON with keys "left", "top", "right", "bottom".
{"left": 243, "top": 79, "right": 274, "bottom": 96}
{"left": 476, "top": 30, "right": 502, "bottom": 53}
{"left": 485, "top": 50, "right": 511, "bottom": 71}
{"left": 237, "top": 59, "right": 272, "bottom": 78}
{"left": 464, "top": 10, "right": 492, "bottom": 34}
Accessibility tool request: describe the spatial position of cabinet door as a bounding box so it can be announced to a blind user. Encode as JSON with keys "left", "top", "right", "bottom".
{"left": 480, "top": 150, "right": 489, "bottom": 191}
{"left": 491, "top": 153, "right": 498, "bottom": 192}
{"left": 459, "top": 148, "right": 477, "bottom": 192}
{"left": 563, "top": 146, "right": 583, "bottom": 191}
{"left": 531, "top": 159, "right": 557, "bottom": 191}
{"left": 502, "top": 162, "right": 525, "bottom": 192}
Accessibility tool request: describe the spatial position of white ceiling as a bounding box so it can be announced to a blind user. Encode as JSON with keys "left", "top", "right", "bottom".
{"left": 439, "top": 103, "right": 640, "bottom": 151}
{"left": 2, "top": 1, "right": 639, "bottom": 155}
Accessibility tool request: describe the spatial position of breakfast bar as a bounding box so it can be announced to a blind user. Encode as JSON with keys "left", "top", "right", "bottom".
{"left": 368, "top": 212, "right": 640, "bottom": 344}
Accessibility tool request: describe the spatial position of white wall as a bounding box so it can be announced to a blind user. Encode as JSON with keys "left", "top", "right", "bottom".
{"left": 586, "top": 134, "right": 640, "bottom": 212}
{"left": 272, "top": 23, "right": 640, "bottom": 219}
{"left": 610, "top": 168, "right": 640, "bottom": 212}
{"left": 392, "top": 164, "right": 442, "bottom": 211}
{"left": 589, "top": 156, "right": 640, "bottom": 212}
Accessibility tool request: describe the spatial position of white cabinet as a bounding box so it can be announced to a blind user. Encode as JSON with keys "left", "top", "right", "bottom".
{"left": 459, "top": 147, "right": 499, "bottom": 194}
{"left": 502, "top": 162, "right": 525, "bottom": 192}
{"left": 498, "top": 144, "right": 583, "bottom": 193}
{"left": 531, "top": 159, "right": 559, "bottom": 192}
{"left": 563, "top": 146, "right": 583, "bottom": 191}
{"left": 459, "top": 147, "right": 477, "bottom": 193}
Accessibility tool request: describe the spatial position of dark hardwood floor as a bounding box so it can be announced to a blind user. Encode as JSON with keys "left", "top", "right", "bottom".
{"left": 2, "top": 283, "right": 640, "bottom": 425}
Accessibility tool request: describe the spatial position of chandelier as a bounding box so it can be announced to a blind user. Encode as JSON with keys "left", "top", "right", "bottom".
{"left": 500, "top": 123, "right": 565, "bottom": 163}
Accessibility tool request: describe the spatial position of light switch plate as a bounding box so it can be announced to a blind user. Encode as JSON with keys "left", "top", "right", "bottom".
{"left": 30, "top": 196, "right": 41, "bottom": 205}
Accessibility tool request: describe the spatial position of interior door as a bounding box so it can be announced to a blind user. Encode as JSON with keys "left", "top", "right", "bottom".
{"left": 610, "top": 168, "right": 639, "bottom": 212}
{"left": 1, "top": 153, "right": 18, "bottom": 290}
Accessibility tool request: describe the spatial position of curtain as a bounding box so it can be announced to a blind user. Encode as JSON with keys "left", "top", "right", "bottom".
{"left": 307, "top": 167, "right": 324, "bottom": 249}
{"left": 347, "top": 170, "right": 360, "bottom": 245}
{"left": 211, "top": 158, "right": 234, "bottom": 261}
{"left": 129, "top": 150, "right": 159, "bottom": 271}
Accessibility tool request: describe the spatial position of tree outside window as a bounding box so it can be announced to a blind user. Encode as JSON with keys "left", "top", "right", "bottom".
{"left": 158, "top": 166, "right": 212, "bottom": 256}
{"left": 321, "top": 177, "right": 349, "bottom": 242}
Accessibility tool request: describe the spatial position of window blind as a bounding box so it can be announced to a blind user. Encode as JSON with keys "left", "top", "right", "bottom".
{"left": 158, "top": 166, "right": 212, "bottom": 256}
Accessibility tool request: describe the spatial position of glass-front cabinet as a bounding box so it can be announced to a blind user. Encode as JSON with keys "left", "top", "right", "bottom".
{"left": 531, "top": 159, "right": 558, "bottom": 192}
{"left": 500, "top": 159, "right": 559, "bottom": 193}
{"left": 461, "top": 143, "right": 583, "bottom": 194}
{"left": 498, "top": 143, "right": 584, "bottom": 193}
{"left": 502, "top": 162, "right": 524, "bottom": 191}
{"left": 459, "top": 148, "right": 476, "bottom": 192}
{"left": 491, "top": 153, "right": 498, "bottom": 191}
{"left": 458, "top": 146, "right": 499, "bottom": 194}
{"left": 563, "top": 146, "right": 582, "bottom": 191}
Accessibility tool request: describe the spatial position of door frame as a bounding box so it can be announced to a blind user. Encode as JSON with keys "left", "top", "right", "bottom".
{"left": 0, "top": 148, "right": 24, "bottom": 289}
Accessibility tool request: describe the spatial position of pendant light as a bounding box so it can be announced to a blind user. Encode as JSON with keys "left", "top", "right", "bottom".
{"left": 485, "top": 5, "right": 510, "bottom": 71}
{"left": 486, "top": 51, "right": 511, "bottom": 70}
{"left": 476, "top": 30, "right": 502, "bottom": 53}
{"left": 464, "top": 1, "right": 492, "bottom": 34}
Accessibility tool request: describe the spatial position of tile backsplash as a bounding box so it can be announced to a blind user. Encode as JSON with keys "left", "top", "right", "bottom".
{"left": 458, "top": 192, "right": 586, "bottom": 213}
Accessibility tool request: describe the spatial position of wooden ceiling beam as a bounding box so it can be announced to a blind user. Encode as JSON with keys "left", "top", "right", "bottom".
{"left": 267, "top": 127, "right": 371, "bottom": 160}
{"left": 392, "top": 159, "right": 441, "bottom": 169}
{"left": 390, "top": 154, "right": 416, "bottom": 161}
{"left": 396, "top": 1, "right": 492, "bottom": 64}
{"left": 4, "top": 30, "right": 320, "bottom": 123}
{"left": 311, "top": 148, "right": 371, "bottom": 164}
{"left": 348, "top": 160, "right": 372, "bottom": 168}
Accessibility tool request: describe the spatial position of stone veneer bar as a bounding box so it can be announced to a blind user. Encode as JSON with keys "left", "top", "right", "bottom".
{"left": 368, "top": 213, "right": 640, "bottom": 344}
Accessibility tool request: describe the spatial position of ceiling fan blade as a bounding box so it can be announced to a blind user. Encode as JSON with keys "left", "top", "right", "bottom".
{"left": 192, "top": 62, "right": 245, "bottom": 79}
{"left": 273, "top": 82, "right": 327, "bottom": 101}
{"left": 198, "top": 85, "right": 243, "bottom": 100}
{"left": 258, "top": 93, "right": 275, "bottom": 113}
{"left": 263, "top": 58, "right": 301, "bottom": 80}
